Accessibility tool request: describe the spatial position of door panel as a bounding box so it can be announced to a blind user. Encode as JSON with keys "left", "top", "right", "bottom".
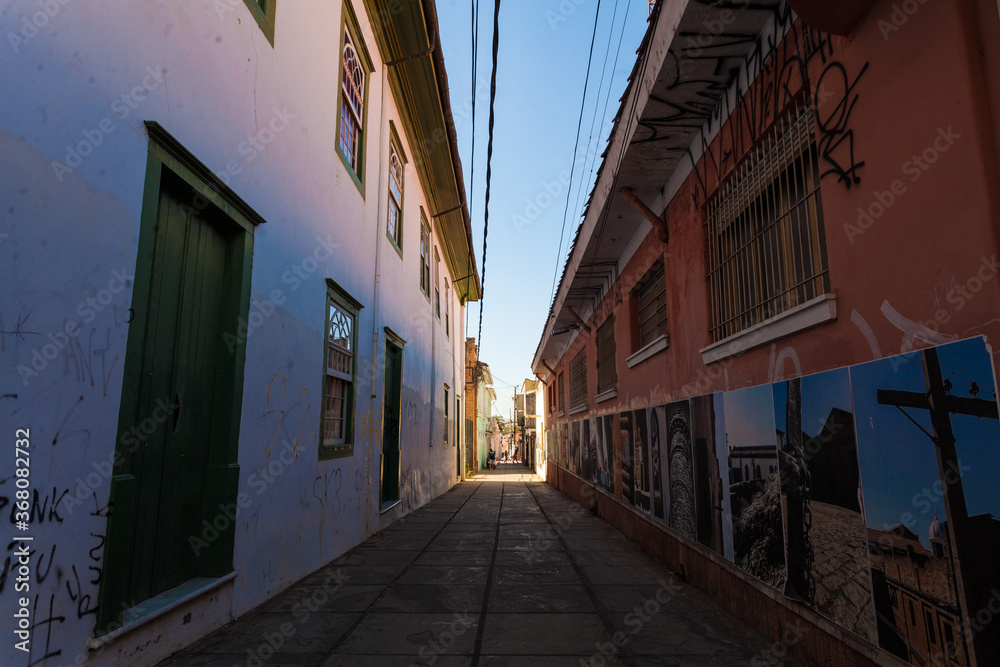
{"left": 381, "top": 340, "right": 402, "bottom": 503}
{"left": 121, "top": 174, "right": 239, "bottom": 603}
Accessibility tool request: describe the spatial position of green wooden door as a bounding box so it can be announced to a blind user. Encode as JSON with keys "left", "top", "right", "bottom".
{"left": 135, "top": 172, "right": 234, "bottom": 596}
{"left": 100, "top": 163, "right": 250, "bottom": 631}
{"left": 381, "top": 339, "right": 403, "bottom": 504}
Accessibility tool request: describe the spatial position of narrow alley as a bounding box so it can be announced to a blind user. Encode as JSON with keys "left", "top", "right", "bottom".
{"left": 160, "top": 464, "right": 797, "bottom": 666}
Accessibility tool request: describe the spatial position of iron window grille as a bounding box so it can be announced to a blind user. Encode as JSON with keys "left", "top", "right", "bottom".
{"left": 569, "top": 350, "right": 587, "bottom": 410}
{"left": 596, "top": 317, "right": 617, "bottom": 393}
{"left": 635, "top": 260, "right": 668, "bottom": 349}
{"left": 557, "top": 372, "right": 565, "bottom": 413}
{"left": 705, "top": 103, "right": 829, "bottom": 342}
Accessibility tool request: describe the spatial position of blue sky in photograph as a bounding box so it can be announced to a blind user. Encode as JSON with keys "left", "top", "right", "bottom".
{"left": 437, "top": 0, "right": 650, "bottom": 417}
{"left": 773, "top": 368, "right": 855, "bottom": 438}
{"left": 851, "top": 337, "right": 1000, "bottom": 548}
{"left": 723, "top": 385, "right": 777, "bottom": 451}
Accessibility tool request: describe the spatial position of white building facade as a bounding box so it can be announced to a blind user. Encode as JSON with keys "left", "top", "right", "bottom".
{"left": 0, "top": 1, "right": 479, "bottom": 665}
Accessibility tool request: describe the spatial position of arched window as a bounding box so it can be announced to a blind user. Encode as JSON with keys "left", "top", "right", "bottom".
{"left": 339, "top": 32, "right": 365, "bottom": 171}
{"left": 386, "top": 147, "right": 403, "bottom": 246}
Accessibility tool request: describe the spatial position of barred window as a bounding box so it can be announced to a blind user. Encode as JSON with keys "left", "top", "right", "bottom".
{"left": 569, "top": 350, "right": 587, "bottom": 410}
{"left": 706, "top": 104, "right": 829, "bottom": 342}
{"left": 597, "top": 317, "right": 616, "bottom": 393}
{"left": 635, "top": 261, "right": 668, "bottom": 349}
{"left": 557, "top": 372, "right": 565, "bottom": 413}
{"left": 322, "top": 282, "right": 361, "bottom": 459}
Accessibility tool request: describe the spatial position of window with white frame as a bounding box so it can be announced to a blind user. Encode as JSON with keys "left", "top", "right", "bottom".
{"left": 569, "top": 350, "right": 587, "bottom": 410}
{"left": 706, "top": 104, "right": 829, "bottom": 342}
{"left": 635, "top": 260, "right": 668, "bottom": 349}
{"left": 596, "top": 316, "right": 616, "bottom": 394}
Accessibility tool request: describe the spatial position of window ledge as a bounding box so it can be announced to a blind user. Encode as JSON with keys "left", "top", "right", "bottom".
{"left": 627, "top": 335, "right": 669, "bottom": 369}
{"left": 557, "top": 411, "right": 565, "bottom": 418}
{"left": 90, "top": 572, "right": 237, "bottom": 648}
{"left": 595, "top": 388, "right": 617, "bottom": 404}
{"left": 699, "top": 293, "right": 837, "bottom": 365}
{"left": 568, "top": 405, "right": 587, "bottom": 416}
{"left": 380, "top": 499, "right": 402, "bottom": 514}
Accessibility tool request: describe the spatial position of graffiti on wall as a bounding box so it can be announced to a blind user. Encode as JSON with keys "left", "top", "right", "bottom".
{"left": 640, "top": 2, "right": 870, "bottom": 208}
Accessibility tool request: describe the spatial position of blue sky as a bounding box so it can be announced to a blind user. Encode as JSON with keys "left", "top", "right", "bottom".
{"left": 722, "top": 385, "right": 777, "bottom": 451}
{"left": 773, "top": 368, "right": 855, "bottom": 439}
{"left": 851, "top": 337, "right": 1000, "bottom": 548}
{"left": 437, "top": 0, "right": 650, "bottom": 417}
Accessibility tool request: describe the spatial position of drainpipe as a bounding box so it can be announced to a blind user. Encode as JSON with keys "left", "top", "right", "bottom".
{"left": 368, "top": 63, "right": 390, "bottom": 525}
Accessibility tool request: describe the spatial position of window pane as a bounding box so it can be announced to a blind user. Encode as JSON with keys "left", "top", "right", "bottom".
{"left": 387, "top": 203, "right": 398, "bottom": 244}
{"left": 339, "top": 98, "right": 359, "bottom": 170}
{"left": 324, "top": 375, "right": 347, "bottom": 443}
{"left": 329, "top": 300, "right": 352, "bottom": 352}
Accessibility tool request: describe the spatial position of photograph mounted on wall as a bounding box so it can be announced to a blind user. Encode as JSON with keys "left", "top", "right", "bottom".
{"left": 583, "top": 416, "right": 597, "bottom": 483}
{"left": 599, "top": 414, "right": 615, "bottom": 493}
{"left": 649, "top": 404, "right": 667, "bottom": 520}
{"left": 664, "top": 399, "right": 696, "bottom": 541}
{"left": 690, "top": 394, "right": 732, "bottom": 559}
{"left": 774, "top": 368, "right": 877, "bottom": 642}
{"left": 632, "top": 407, "right": 652, "bottom": 514}
{"left": 851, "top": 337, "right": 1000, "bottom": 667}
{"left": 620, "top": 410, "right": 635, "bottom": 505}
{"left": 724, "top": 385, "right": 786, "bottom": 589}
{"left": 569, "top": 420, "right": 581, "bottom": 475}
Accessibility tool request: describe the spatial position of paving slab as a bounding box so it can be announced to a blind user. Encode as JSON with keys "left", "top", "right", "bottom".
{"left": 159, "top": 464, "right": 803, "bottom": 666}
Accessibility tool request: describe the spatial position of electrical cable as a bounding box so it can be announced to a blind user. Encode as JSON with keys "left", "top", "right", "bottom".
{"left": 476, "top": 0, "right": 501, "bottom": 359}
{"left": 573, "top": 0, "right": 629, "bottom": 227}
{"left": 548, "top": 0, "right": 604, "bottom": 311}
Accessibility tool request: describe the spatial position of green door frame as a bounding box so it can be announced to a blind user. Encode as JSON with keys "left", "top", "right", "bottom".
{"left": 380, "top": 328, "right": 405, "bottom": 509}
{"left": 96, "top": 122, "right": 262, "bottom": 635}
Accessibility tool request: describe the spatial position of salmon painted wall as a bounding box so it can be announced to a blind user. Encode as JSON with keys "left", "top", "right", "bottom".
{"left": 546, "top": 0, "right": 1000, "bottom": 410}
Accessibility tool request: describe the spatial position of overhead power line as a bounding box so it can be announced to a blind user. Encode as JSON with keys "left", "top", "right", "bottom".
{"left": 476, "top": 0, "right": 501, "bottom": 358}
{"left": 548, "top": 0, "right": 604, "bottom": 311}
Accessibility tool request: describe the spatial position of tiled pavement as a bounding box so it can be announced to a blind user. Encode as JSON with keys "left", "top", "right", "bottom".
{"left": 161, "top": 463, "right": 802, "bottom": 666}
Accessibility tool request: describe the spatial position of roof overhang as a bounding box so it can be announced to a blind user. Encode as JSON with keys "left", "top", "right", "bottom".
{"left": 363, "top": 0, "right": 482, "bottom": 303}
{"left": 532, "top": 0, "right": 787, "bottom": 374}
